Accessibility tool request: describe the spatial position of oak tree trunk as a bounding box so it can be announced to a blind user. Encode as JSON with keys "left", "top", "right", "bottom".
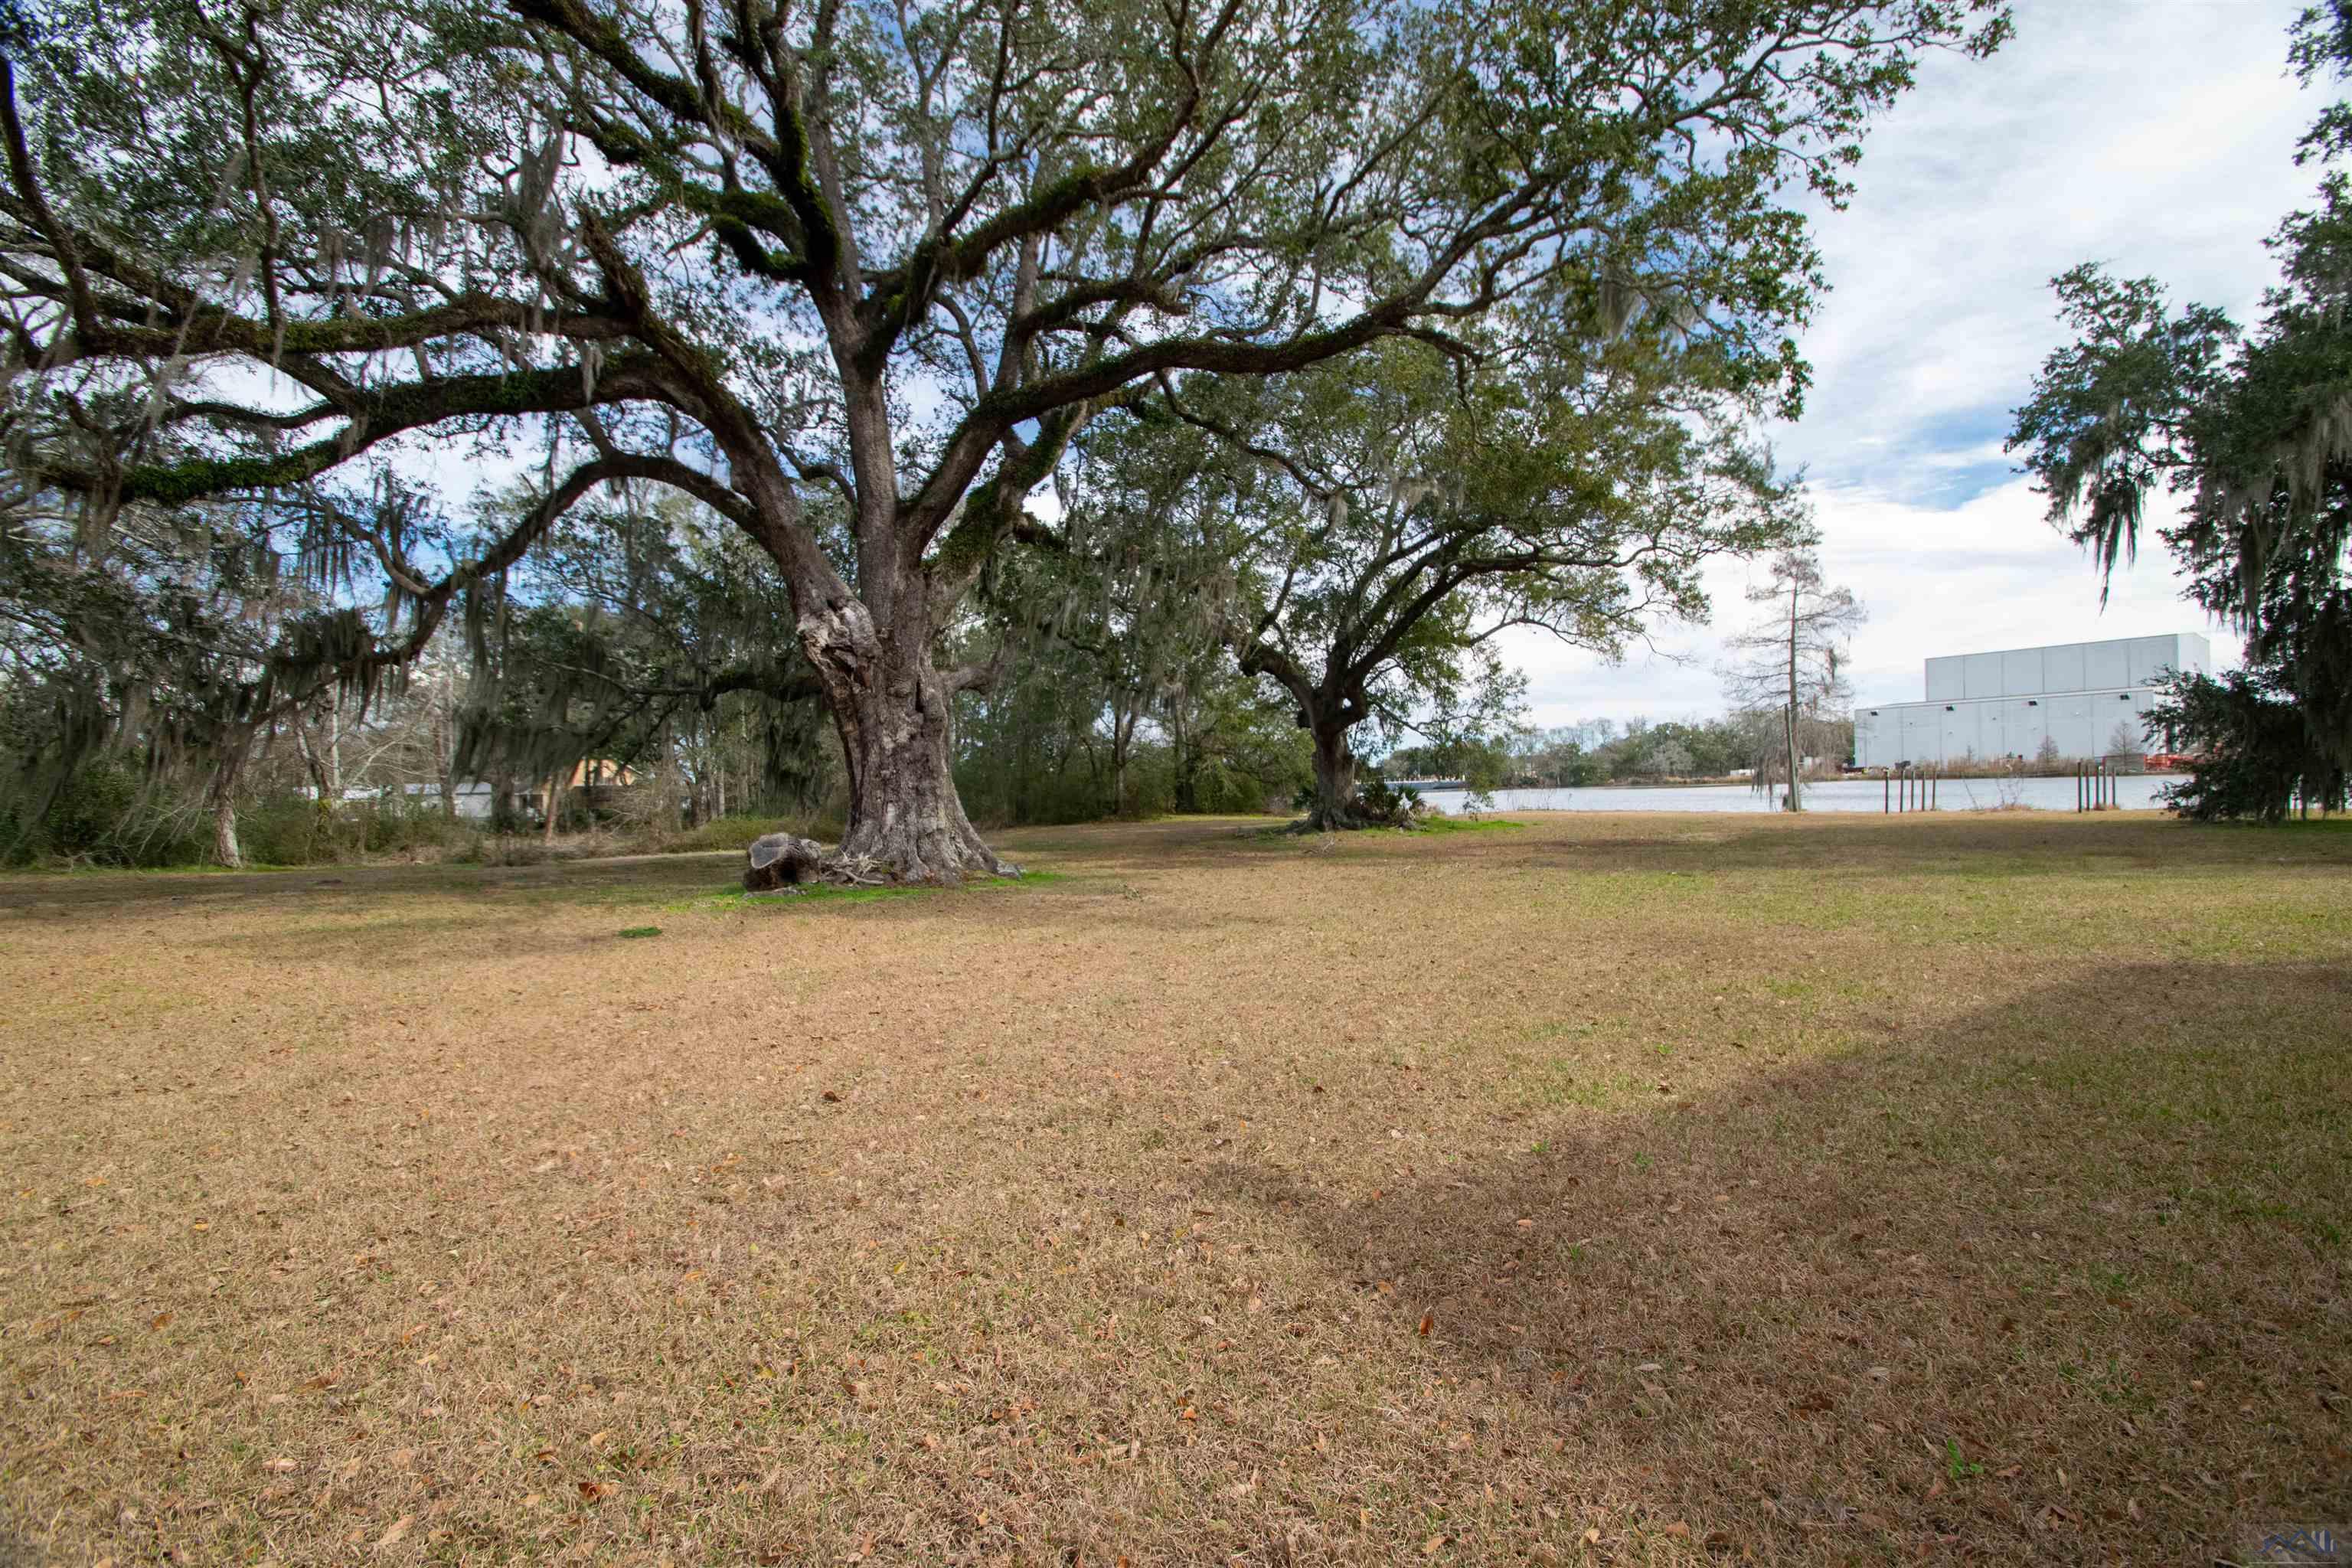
{"left": 1236, "top": 645, "right": 1372, "bottom": 832}
{"left": 1171, "top": 706, "right": 1197, "bottom": 813}
{"left": 799, "top": 599, "right": 1012, "bottom": 884}
{"left": 207, "top": 751, "right": 245, "bottom": 869}
{"left": 212, "top": 793, "right": 241, "bottom": 869}
{"left": 295, "top": 721, "right": 333, "bottom": 824}
{"left": 1111, "top": 704, "right": 1135, "bottom": 817}
{"left": 1308, "top": 722, "right": 1361, "bottom": 830}
{"left": 435, "top": 682, "right": 459, "bottom": 822}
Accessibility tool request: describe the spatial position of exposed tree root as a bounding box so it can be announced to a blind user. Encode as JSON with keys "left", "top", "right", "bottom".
{"left": 744, "top": 831, "right": 1022, "bottom": 893}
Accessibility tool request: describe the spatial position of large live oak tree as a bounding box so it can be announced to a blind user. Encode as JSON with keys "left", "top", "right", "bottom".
{"left": 1107, "top": 328, "right": 1803, "bottom": 828}
{"left": 0, "top": 0, "right": 2005, "bottom": 880}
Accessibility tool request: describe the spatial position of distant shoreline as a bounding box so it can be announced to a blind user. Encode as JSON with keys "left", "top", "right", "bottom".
{"left": 1411, "top": 771, "right": 2190, "bottom": 792}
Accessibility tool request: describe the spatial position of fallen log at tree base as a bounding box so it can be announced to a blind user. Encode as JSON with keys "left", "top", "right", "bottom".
{"left": 743, "top": 832, "right": 826, "bottom": 891}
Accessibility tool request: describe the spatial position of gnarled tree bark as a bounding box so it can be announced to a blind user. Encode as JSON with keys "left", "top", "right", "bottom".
{"left": 1307, "top": 719, "right": 1362, "bottom": 831}
{"left": 798, "top": 595, "right": 1014, "bottom": 883}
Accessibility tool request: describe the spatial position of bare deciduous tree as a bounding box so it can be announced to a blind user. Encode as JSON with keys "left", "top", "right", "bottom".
{"left": 1721, "top": 550, "right": 1864, "bottom": 811}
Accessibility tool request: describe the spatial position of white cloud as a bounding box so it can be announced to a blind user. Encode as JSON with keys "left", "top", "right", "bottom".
{"left": 1504, "top": 477, "right": 2228, "bottom": 727}
{"left": 1504, "top": 0, "right": 2311, "bottom": 728}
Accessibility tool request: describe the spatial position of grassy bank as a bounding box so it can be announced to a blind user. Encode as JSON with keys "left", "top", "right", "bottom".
{"left": 2, "top": 812, "right": 2346, "bottom": 1565}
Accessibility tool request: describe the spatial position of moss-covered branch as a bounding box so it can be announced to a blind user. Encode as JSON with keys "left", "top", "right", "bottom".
{"left": 60, "top": 359, "right": 671, "bottom": 507}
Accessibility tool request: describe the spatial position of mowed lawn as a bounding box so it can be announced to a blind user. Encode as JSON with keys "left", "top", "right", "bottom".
{"left": 2, "top": 814, "right": 2347, "bottom": 1567}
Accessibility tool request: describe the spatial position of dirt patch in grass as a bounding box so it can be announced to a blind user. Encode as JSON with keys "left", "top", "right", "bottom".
{"left": 2, "top": 812, "right": 2347, "bottom": 1565}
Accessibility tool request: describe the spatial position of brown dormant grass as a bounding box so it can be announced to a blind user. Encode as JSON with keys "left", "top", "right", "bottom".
{"left": 3, "top": 812, "right": 2347, "bottom": 1566}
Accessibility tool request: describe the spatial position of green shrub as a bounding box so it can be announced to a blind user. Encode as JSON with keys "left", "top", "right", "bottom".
{"left": 5, "top": 762, "right": 209, "bottom": 867}
{"left": 2151, "top": 668, "right": 2348, "bottom": 822}
{"left": 40, "top": 760, "right": 141, "bottom": 858}
{"left": 354, "top": 799, "right": 474, "bottom": 856}
{"left": 237, "top": 795, "right": 479, "bottom": 867}
{"left": 1186, "top": 760, "right": 1281, "bottom": 815}
{"left": 1287, "top": 773, "right": 1428, "bottom": 829}
{"left": 234, "top": 796, "right": 339, "bottom": 866}
{"left": 1353, "top": 775, "right": 1429, "bottom": 828}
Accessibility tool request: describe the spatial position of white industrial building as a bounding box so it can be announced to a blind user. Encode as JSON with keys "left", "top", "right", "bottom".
{"left": 1853, "top": 633, "right": 2210, "bottom": 768}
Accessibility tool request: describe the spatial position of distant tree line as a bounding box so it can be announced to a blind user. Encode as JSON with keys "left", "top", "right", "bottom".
{"left": 1384, "top": 710, "right": 1857, "bottom": 792}
{"left": 0, "top": 482, "right": 837, "bottom": 866}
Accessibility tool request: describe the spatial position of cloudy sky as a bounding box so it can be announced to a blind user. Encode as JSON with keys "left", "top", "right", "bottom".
{"left": 1497, "top": 0, "right": 2321, "bottom": 729}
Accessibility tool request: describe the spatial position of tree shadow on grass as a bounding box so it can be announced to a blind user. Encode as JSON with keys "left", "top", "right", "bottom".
{"left": 1205, "top": 960, "right": 2352, "bottom": 1564}
{"left": 158, "top": 865, "right": 1303, "bottom": 977}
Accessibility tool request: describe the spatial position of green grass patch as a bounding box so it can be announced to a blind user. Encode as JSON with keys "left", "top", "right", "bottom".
{"left": 1522, "top": 1057, "right": 1644, "bottom": 1109}
{"left": 617, "top": 925, "right": 663, "bottom": 939}
{"left": 1246, "top": 815, "right": 1526, "bottom": 841}
{"left": 664, "top": 868, "right": 1069, "bottom": 914}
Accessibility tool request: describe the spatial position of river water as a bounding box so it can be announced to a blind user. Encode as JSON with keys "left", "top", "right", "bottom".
{"left": 1413, "top": 775, "right": 2184, "bottom": 815}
